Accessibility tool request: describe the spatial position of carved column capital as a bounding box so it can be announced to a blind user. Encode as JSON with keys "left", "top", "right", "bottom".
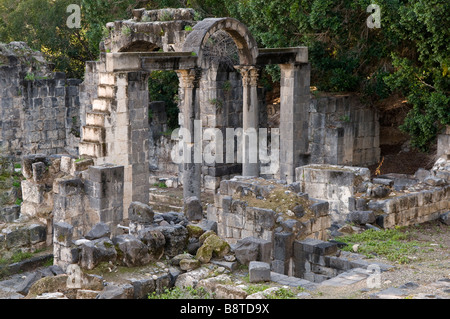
{"left": 235, "top": 65, "right": 258, "bottom": 87}
{"left": 177, "top": 68, "right": 201, "bottom": 89}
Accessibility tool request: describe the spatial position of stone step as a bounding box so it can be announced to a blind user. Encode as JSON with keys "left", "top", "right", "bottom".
{"left": 97, "top": 84, "right": 115, "bottom": 98}
{"left": 86, "top": 112, "right": 107, "bottom": 127}
{"left": 82, "top": 125, "right": 106, "bottom": 143}
{"left": 79, "top": 141, "right": 106, "bottom": 158}
{"left": 269, "top": 272, "right": 318, "bottom": 291}
{"left": 92, "top": 98, "right": 113, "bottom": 113}
{"left": 98, "top": 72, "right": 116, "bottom": 86}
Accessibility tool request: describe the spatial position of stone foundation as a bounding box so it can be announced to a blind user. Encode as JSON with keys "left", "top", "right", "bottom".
{"left": 296, "top": 164, "right": 371, "bottom": 223}
{"left": 208, "top": 176, "right": 332, "bottom": 246}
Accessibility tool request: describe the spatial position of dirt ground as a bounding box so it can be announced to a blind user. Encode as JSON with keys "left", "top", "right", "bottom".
{"left": 305, "top": 220, "right": 450, "bottom": 299}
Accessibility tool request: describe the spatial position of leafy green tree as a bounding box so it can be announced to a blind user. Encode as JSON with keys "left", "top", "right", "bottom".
{"left": 0, "top": 0, "right": 93, "bottom": 78}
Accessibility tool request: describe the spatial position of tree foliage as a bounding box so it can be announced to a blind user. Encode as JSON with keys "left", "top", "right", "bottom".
{"left": 0, "top": 0, "right": 447, "bottom": 149}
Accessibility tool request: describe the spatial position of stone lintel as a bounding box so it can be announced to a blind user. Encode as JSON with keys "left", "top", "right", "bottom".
{"left": 256, "top": 47, "right": 308, "bottom": 66}
{"left": 106, "top": 52, "right": 198, "bottom": 72}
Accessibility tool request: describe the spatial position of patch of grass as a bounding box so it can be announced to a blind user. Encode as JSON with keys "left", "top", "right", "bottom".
{"left": 148, "top": 286, "right": 213, "bottom": 299}
{"left": 243, "top": 284, "right": 270, "bottom": 295}
{"left": 15, "top": 198, "right": 22, "bottom": 206}
{"left": 24, "top": 72, "right": 36, "bottom": 81}
{"left": 14, "top": 163, "right": 21, "bottom": 169}
{"left": 338, "top": 228, "right": 425, "bottom": 264}
{"left": 43, "top": 257, "right": 54, "bottom": 267}
{"left": 184, "top": 25, "right": 193, "bottom": 32}
{"left": 9, "top": 250, "right": 34, "bottom": 263}
{"left": 266, "top": 287, "right": 297, "bottom": 299}
{"left": 153, "top": 182, "right": 167, "bottom": 188}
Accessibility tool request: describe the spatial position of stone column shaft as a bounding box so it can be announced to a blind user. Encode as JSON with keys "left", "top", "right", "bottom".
{"left": 279, "top": 63, "right": 310, "bottom": 183}
{"left": 177, "top": 69, "right": 202, "bottom": 203}
{"left": 238, "top": 66, "right": 259, "bottom": 177}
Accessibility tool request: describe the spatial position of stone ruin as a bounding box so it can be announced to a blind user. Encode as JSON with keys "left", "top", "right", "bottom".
{"left": 0, "top": 8, "right": 449, "bottom": 299}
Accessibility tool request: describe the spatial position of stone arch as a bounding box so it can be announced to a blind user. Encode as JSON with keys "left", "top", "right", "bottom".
{"left": 183, "top": 18, "right": 259, "bottom": 68}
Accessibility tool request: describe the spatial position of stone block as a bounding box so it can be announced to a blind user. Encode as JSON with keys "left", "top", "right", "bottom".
{"left": 295, "top": 238, "right": 323, "bottom": 254}
{"left": 312, "top": 241, "right": 338, "bottom": 256}
{"left": 112, "top": 234, "right": 152, "bottom": 267}
{"left": 131, "top": 278, "right": 156, "bottom": 299}
{"left": 234, "top": 237, "right": 272, "bottom": 265}
{"left": 348, "top": 210, "right": 376, "bottom": 225}
{"left": 184, "top": 196, "right": 203, "bottom": 221}
{"left": 273, "top": 232, "right": 294, "bottom": 261}
{"left": 57, "top": 178, "right": 84, "bottom": 197}
{"left": 271, "top": 259, "right": 290, "bottom": 275}
{"left": 53, "top": 221, "right": 74, "bottom": 246}
{"left": 5, "top": 227, "right": 30, "bottom": 249}
{"left": 85, "top": 222, "right": 111, "bottom": 240}
{"left": 310, "top": 200, "right": 329, "bottom": 218}
{"left": 128, "top": 201, "right": 154, "bottom": 224}
{"left": 153, "top": 224, "right": 188, "bottom": 257}
{"left": 249, "top": 261, "right": 271, "bottom": 282}
{"left": 29, "top": 224, "right": 47, "bottom": 244}
{"left": 31, "top": 162, "right": 47, "bottom": 183}
{"left": 79, "top": 238, "right": 117, "bottom": 270}
{"left": 0, "top": 205, "right": 20, "bottom": 223}
{"left": 21, "top": 180, "right": 44, "bottom": 204}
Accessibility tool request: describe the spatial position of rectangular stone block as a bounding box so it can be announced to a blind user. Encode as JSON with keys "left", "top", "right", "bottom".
{"left": 271, "top": 259, "right": 290, "bottom": 275}
{"left": 273, "top": 232, "right": 294, "bottom": 261}
{"left": 53, "top": 221, "right": 74, "bottom": 246}
{"left": 249, "top": 261, "right": 271, "bottom": 282}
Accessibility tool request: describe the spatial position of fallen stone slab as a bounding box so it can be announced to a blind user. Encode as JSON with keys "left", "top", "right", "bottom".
{"left": 269, "top": 272, "right": 318, "bottom": 291}
{"left": 16, "top": 272, "right": 44, "bottom": 296}
{"left": 85, "top": 222, "right": 111, "bottom": 240}
{"left": 210, "top": 260, "right": 238, "bottom": 272}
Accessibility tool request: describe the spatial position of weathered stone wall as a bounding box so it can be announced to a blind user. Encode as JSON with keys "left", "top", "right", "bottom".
{"left": 78, "top": 60, "right": 100, "bottom": 129}
{"left": 296, "top": 164, "right": 371, "bottom": 223}
{"left": 0, "top": 42, "right": 81, "bottom": 158}
{"left": 308, "top": 95, "right": 380, "bottom": 167}
{"left": 20, "top": 153, "right": 124, "bottom": 243}
{"left": 367, "top": 186, "right": 450, "bottom": 228}
{"left": 21, "top": 75, "right": 68, "bottom": 155}
{"left": 208, "top": 177, "right": 331, "bottom": 246}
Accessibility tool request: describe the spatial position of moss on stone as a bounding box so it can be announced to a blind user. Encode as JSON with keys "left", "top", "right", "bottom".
{"left": 199, "top": 230, "right": 215, "bottom": 244}
{"left": 187, "top": 225, "right": 204, "bottom": 238}
{"left": 196, "top": 234, "right": 230, "bottom": 264}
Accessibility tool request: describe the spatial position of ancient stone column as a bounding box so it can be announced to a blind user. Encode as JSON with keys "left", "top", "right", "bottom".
{"left": 177, "top": 69, "right": 202, "bottom": 216}
{"left": 238, "top": 66, "right": 260, "bottom": 177}
{"left": 279, "top": 63, "right": 311, "bottom": 183}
